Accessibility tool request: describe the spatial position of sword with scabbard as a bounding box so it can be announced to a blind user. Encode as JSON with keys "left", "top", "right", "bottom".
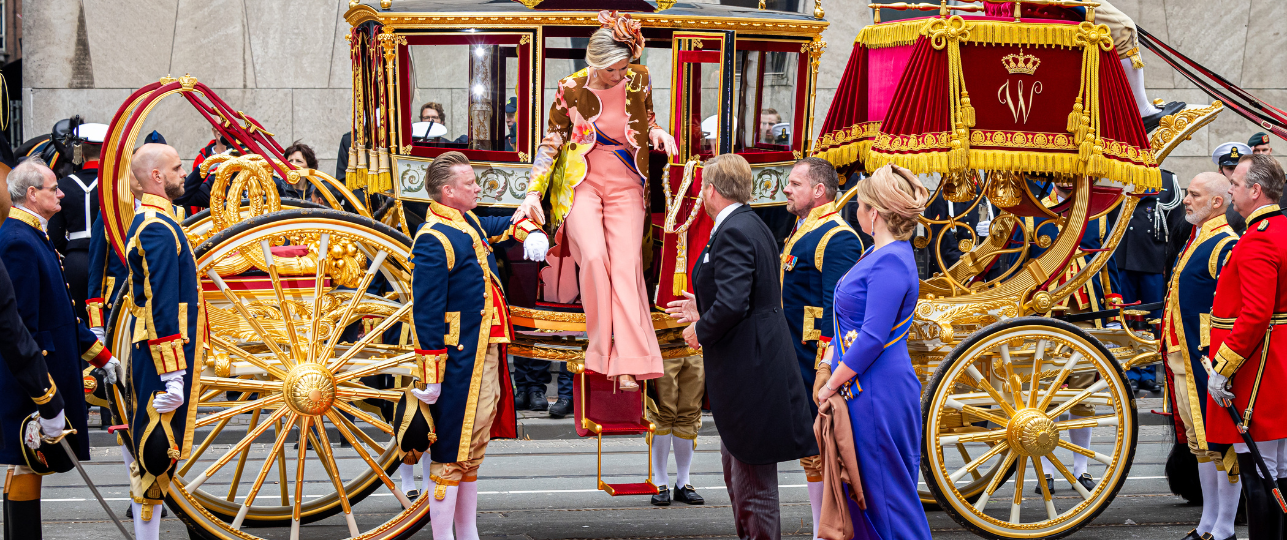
{"left": 1200, "top": 355, "right": 1287, "bottom": 512}
{"left": 39, "top": 420, "right": 134, "bottom": 540}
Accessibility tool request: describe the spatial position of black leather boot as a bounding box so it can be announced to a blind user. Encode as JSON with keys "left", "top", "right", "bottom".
{"left": 529, "top": 388, "right": 548, "bottom": 412}
{"left": 1238, "top": 453, "right": 1284, "bottom": 540}
{"left": 513, "top": 387, "right": 530, "bottom": 411}
{"left": 549, "top": 398, "right": 573, "bottom": 419}
{"left": 4, "top": 497, "right": 42, "bottom": 539}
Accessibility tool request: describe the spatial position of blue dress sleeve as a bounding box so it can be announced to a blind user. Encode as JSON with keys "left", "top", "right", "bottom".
{"left": 819, "top": 231, "right": 863, "bottom": 344}
{"left": 840, "top": 252, "right": 911, "bottom": 376}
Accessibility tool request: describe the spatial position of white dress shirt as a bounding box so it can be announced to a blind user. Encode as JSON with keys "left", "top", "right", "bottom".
{"left": 14, "top": 205, "right": 48, "bottom": 231}
{"left": 709, "top": 202, "right": 743, "bottom": 238}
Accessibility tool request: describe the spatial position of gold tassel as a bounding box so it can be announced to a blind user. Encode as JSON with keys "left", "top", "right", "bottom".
{"left": 672, "top": 232, "right": 689, "bottom": 297}
{"left": 1067, "top": 101, "right": 1083, "bottom": 133}
{"left": 345, "top": 146, "right": 358, "bottom": 187}
{"left": 1130, "top": 51, "right": 1144, "bottom": 69}
{"left": 375, "top": 147, "right": 392, "bottom": 193}
{"left": 352, "top": 146, "right": 369, "bottom": 190}
{"left": 960, "top": 92, "right": 976, "bottom": 128}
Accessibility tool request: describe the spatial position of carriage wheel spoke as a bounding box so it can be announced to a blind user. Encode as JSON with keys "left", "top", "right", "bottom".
{"left": 1054, "top": 414, "right": 1117, "bottom": 430}
{"left": 1045, "top": 452, "right": 1093, "bottom": 500}
{"left": 276, "top": 418, "right": 291, "bottom": 506}
{"left": 1031, "top": 454, "right": 1058, "bottom": 520}
{"left": 229, "top": 411, "right": 299, "bottom": 530}
{"left": 305, "top": 233, "right": 331, "bottom": 364}
{"left": 1057, "top": 438, "right": 1113, "bottom": 465}
{"left": 198, "top": 389, "right": 222, "bottom": 403}
{"left": 201, "top": 376, "right": 283, "bottom": 394}
{"left": 178, "top": 416, "right": 232, "bottom": 477}
{"left": 336, "top": 353, "right": 415, "bottom": 383}
{"left": 311, "top": 416, "right": 361, "bottom": 537}
{"left": 207, "top": 269, "right": 293, "bottom": 366}
{"left": 335, "top": 385, "right": 403, "bottom": 403}
{"left": 328, "top": 303, "right": 414, "bottom": 373}
{"left": 333, "top": 404, "right": 390, "bottom": 450}
{"left": 965, "top": 365, "right": 1016, "bottom": 417}
{"left": 999, "top": 344, "right": 1028, "bottom": 407}
{"left": 1010, "top": 455, "right": 1028, "bottom": 524}
{"left": 974, "top": 449, "right": 1018, "bottom": 512}
{"left": 210, "top": 334, "right": 288, "bottom": 379}
{"left": 187, "top": 406, "right": 290, "bottom": 492}
{"left": 226, "top": 408, "right": 263, "bottom": 502}
{"left": 332, "top": 401, "right": 395, "bottom": 435}
{"left": 261, "top": 240, "right": 304, "bottom": 364}
{"left": 290, "top": 416, "right": 309, "bottom": 539}
{"left": 1035, "top": 352, "right": 1083, "bottom": 412}
{"left": 938, "top": 429, "right": 1008, "bottom": 445}
{"left": 945, "top": 398, "right": 1010, "bottom": 427}
{"left": 1046, "top": 378, "right": 1110, "bottom": 419}
{"left": 321, "top": 251, "right": 392, "bottom": 363}
{"left": 195, "top": 394, "right": 284, "bottom": 428}
{"left": 948, "top": 441, "right": 1009, "bottom": 483}
{"left": 956, "top": 444, "right": 984, "bottom": 481}
{"left": 1028, "top": 340, "right": 1046, "bottom": 408}
{"left": 327, "top": 410, "right": 414, "bottom": 509}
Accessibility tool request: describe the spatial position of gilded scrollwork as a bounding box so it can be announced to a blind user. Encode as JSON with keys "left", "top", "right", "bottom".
{"left": 914, "top": 298, "right": 1022, "bottom": 343}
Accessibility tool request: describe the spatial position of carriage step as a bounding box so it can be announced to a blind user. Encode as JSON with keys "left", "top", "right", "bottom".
{"left": 598, "top": 481, "right": 659, "bottom": 496}
{"left": 584, "top": 419, "right": 651, "bottom": 435}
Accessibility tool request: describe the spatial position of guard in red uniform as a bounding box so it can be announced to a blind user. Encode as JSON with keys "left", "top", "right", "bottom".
{"left": 1207, "top": 153, "right": 1287, "bottom": 540}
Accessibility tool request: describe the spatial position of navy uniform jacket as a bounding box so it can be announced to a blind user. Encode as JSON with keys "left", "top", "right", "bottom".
{"left": 411, "top": 201, "right": 538, "bottom": 464}
{"left": 0, "top": 208, "right": 113, "bottom": 463}
{"left": 1162, "top": 214, "right": 1236, "bottom": 451}
{"left": 86, "top": 210, "right": 130, "bottom": 328}
{"left": 0, "top": 257, "right": 65, "bottom": 448}
{"left": 779, "top": 202, "right": 863, "bottom": 411}
{"left": 48, "top": 163, "right": 100, "bottom": 254}
{"left": 1114, "top": 171, "right": 1180, "bottom": 275}
{"left": 124, "top": 194, "right": 206, "bottom": 463}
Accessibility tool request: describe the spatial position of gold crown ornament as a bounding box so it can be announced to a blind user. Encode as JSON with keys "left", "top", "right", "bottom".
{"left": 1001, "top": 49, "right": 1040, "bottom": 76}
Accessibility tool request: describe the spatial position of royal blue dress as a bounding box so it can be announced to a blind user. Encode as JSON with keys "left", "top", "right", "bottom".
{"left": 831, "top": 240, "right": 931, "bottom": 540}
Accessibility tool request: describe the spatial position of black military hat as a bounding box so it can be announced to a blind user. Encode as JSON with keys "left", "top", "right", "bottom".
{"left": 1250, "top": 132, "right": 1271, "bottom": 148}
{"left": 505, "top": 97, "right": 518, "bottom": 115}
{"left": 19, "top": 412, "right": 77, "bottom": 475}
{"left": 392, "top": 388, "right": 436, "bottom": 464}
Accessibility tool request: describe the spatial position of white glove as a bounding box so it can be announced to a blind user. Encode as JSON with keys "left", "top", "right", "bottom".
{"left": 411, "top": 384, "right": 441, "bottom": 405}
{"left": 523, "top": 232, "right": 549, "bottom": 262}
{"left": 975, "top": 220, "right": 991, "bottom": 237}
{"left": 152, "top": 373, "right": 186, "bottom": 413}
{"left": 1208, "top": 373, "right": 1234, "bottom": 406}
{"left": 38, "top": 410, "right": 66, "bottom": 440}
{"left": 102, "top": 356, "right": 121, "bottom": 386}
{"left": 90, "top": 326, "right": 106, "bottom": 343}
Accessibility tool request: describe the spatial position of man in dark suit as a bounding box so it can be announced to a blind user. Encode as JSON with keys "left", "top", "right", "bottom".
{"left": 666, "top": 154, "right": 818, "bottom": 540}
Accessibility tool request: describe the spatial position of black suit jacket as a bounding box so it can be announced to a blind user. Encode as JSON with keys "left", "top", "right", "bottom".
{"left": 693, "top": 205, "right": 818, "bottom": 465}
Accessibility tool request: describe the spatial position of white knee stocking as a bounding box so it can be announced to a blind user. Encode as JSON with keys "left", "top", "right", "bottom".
{"left": 1069, "top": 427, "right": 1091, "bottom": 478}
{"left": 399, "top": 462, "right": 415, "bottom": 494}
{"left": 429, "top": 484, "right": 459, "bottom": 540}
{"left": 422, "top": 459, "right": 433, "bottom": 495}
{"left": 673, "top": 437, "right": 695, "bottom": 488}
{"left": 807, "top": 480, "right": 824, "bottom": 540}
{"left": 1212, "top": 466, "right": 1240, "bottom": 540}
{"left": 1122, "top": 58, "right": 1162, "bottom": 116}
{"left": 1196, "top": 459, "right": 1219, "bottom": 535}
{"left": 651, "top": 434, "right": 672, "bottom": 488}
{"left": 455, "top": 481, "right": 480, "bottom": 540}
{"left": 131, "top": 502, "right": 162, "bottom": 540}
{"left": 119, "top": 445, "right": 134, "bottom": 468}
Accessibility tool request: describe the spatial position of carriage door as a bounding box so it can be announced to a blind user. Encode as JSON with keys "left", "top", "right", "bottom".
{"left": 655, "top": 32, "right": 734, "bottom": 307}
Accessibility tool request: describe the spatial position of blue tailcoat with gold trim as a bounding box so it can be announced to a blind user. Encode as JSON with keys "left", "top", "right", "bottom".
{"left": 1162, "top": 214, "right": 1235, "bottom": 451}
{"left": 86, "top": 210, "right": 130, "bottom": 328}
{"left": 779, "top": 202, "right": 862, "bottom": 411}
{"left": 0, "top": 209, "right": 113, "bottom": 463}
{"left": 123, "top": 194, "right": 205, "bottom": 490}
{"left": 411, "top": 201, "right": 537, "bottom": 464}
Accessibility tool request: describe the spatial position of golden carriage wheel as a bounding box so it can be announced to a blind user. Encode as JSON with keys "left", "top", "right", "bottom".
{"left": 920, "top": 317, "right": 1137, "bottom": 540}
{"left": 109, "top": 208, "right": 430, "bottom": 539}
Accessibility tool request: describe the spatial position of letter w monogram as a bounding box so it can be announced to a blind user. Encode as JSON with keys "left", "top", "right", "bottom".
{"left": 997, "top": 80, "right": 1043, "bottom": 124}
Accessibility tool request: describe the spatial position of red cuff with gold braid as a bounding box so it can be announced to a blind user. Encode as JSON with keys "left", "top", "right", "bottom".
{"left": 81, "top": 341, "right": 113, "bottom": 368}
{"left": 815, "top": 336, "right": 832, "bottom": 369}
{"left": 85, "top": 297, "right": 105, "bottom": 328}
{"left": 510, "top": 218, "right": 542, "bottom": 243}
{"left": 147, "top": 334, "right": 188, "bottom": 374}
{"left": 415, "top": 349, "right": 448, "bottom": 384}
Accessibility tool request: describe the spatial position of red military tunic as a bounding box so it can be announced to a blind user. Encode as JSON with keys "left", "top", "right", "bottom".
{"left": 1207, "top": 204, "right": 1287, "bottom": 444}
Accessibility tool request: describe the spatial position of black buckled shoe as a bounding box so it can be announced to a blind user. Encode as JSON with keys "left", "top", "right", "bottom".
{"left": 529, "top": 388, "right": 548, "bottom": 412}
{"left": 1179, "top": 528, "right": 1202, "bottom": 540}
{"left": 1139, "top": 379, "right": 1160, "bottom": 393}
{"left": 549, "top": 397, "right": 573, "bottom": 419}
{"left": 513, "top": 388, "right": 530, "bottom": 410}
{"left": 1033, "top": 474, "right": 1055, "bottom": 494}
{"left": 650, "top": 487, "right": 671, "bottom": 506}
{"left": 673, "top": 484, "right": 704, "bottom": 505}
{"left": 1077, "top": 473, "right": 1094, "bottom": 492}
{"left": 406, "top": 489, "right": 420, "bottom": 501}
{"left": 1143, "top": 101, "right": 1187, "bottom": 133}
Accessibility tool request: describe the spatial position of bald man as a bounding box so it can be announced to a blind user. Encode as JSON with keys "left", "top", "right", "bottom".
{"left": 1163, "top": 172, "right": 1241, "bottom": 540}
{"left": 121, "top": 144, "right": 206, "bottom": 540}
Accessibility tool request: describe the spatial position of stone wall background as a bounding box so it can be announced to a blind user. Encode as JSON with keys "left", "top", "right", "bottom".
{"left": 24, "top": 0, "right": 1284, "bottom": 186}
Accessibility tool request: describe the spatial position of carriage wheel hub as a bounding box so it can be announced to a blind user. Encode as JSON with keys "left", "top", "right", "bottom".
{"left": 1006, "top": 409, "right": 1059, "bottom": 456}
{"left": 283, "top": 363, "right": 336, "bottom": 416}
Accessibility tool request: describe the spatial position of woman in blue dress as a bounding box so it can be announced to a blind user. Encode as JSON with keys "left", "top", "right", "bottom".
{"left": 816, "top": 164, "right": 931, "bottom": 540}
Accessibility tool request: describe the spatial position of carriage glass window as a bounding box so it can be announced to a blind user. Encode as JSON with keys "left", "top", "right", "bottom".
{"left": 673, "top": 35, "right": 727, "bottom": 160}
{"left": 401, "top": 33, "right": 532, "bottom": 160}
{"left": 733, "top": 42, "right": 802, "bottom": 157}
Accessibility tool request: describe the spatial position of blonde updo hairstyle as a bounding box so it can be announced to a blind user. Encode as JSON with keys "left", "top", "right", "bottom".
{"left": 854, "top": 164, "right": 929, "bottom": 241}
{"left": 586, "top": 29, "right": 633, "bottom": 69}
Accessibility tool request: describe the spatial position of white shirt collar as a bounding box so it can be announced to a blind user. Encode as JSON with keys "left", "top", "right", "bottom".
{"left": 14, "top": 205, "right": 48, "bottom": 231}
{"left": 711, "top": 203, "right": 743, "bottom": 237}
{"left": 1253, "top": 203, "right": 1277, "bottom": 215}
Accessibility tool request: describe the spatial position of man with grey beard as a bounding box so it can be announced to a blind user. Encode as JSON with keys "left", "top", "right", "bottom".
{"left": 1162, "top": 171, "right": 1241, "bottom": 540}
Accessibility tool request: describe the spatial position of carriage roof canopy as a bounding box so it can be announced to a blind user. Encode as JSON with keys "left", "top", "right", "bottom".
{"left": 814, "top": 15, "right": 1161, "bottom": 190}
